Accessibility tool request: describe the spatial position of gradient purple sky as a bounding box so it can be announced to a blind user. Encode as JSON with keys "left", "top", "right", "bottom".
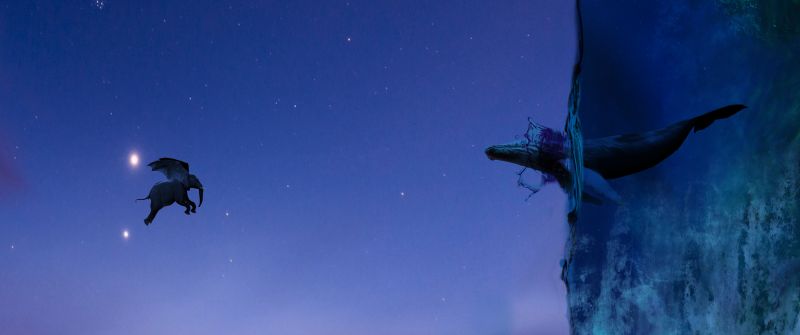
{"left": 0, "top": 1, "right": 576, "bottom": 334}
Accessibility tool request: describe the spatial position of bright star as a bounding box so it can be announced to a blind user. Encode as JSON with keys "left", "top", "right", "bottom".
{"left": 122, "top": 230, "right": 130, "bottom": 239}
{"left": 129, "top": 153, "right": 140, "bottom": 167}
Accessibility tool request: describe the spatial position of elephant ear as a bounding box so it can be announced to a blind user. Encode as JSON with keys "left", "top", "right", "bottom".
{"left": 148, "top": 157, "right": 190, "bottom": 187}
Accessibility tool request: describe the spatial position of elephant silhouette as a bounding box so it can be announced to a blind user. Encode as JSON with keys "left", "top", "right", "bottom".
{"left": 137, "top": 158, "right": 204, "bottom": 225}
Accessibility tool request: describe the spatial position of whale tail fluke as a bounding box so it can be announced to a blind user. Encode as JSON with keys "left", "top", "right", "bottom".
{"left": 692, "top": 104, "right": 747, "bottom": 132}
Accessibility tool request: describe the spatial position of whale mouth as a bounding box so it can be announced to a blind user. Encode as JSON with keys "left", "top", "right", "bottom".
{"left": 485, "top": 146, "right": 500, "bottom": 161}
{"left": 485, "top": 145, "right": 514, "bottom": 161}
{"left": 485, "top": 144, "right": 531, "bottom": 164}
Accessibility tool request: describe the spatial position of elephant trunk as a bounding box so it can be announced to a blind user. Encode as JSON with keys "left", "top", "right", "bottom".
{"left": 198, "top": 188, "right": 204, "bottom": 207}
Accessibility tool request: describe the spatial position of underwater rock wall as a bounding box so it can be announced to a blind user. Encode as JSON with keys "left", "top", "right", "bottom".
{"left": 568, "top": 1, "right": 800, "bottom": 333}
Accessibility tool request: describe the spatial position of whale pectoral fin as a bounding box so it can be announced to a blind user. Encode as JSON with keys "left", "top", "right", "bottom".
{"left": 583, "top": 168, "right": 622, "bottom": 205}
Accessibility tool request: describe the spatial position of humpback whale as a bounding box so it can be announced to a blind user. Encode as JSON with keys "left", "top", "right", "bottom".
{"left": 485, "top": 104, "right": 746, "bottom": 205}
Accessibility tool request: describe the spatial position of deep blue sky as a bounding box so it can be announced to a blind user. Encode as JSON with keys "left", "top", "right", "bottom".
{"left": 0, "top": 1, "right": 576, "bottom": 334}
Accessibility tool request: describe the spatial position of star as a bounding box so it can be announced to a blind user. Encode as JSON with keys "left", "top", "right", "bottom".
{"left": 345, "top": 36, "right": 352, "bottom": 42}
{"left": 129, "top": 153, "right": 140, "bottom": 167}
{"left": 122, "top": 230, "right": 130, "bottom": 240}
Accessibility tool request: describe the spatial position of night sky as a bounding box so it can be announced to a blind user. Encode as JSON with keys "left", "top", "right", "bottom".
{"left": 0, "top": 1, "right": 576, "bottom": 334}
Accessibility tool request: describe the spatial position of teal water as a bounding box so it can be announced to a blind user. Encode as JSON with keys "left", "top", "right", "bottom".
{"left": 568, "top": 1, "right": 800, "bottom": 333}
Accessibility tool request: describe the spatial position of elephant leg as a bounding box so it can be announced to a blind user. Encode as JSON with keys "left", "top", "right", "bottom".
{"left": 188, "top": 199, "right": 197, "bottom": 213}
{"left": 144, "top": 206, "right": 161, "bottom": 225}
{"left": 178, "top": 200, "right": 191, "bottom": 215}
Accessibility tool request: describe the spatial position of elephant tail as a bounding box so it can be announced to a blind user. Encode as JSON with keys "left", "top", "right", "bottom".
{"left": 135, "top": 195, "right": 150, "bottom": 202}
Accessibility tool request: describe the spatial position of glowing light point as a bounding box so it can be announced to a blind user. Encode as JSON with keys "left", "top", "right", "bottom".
{"left": 122, "top": 230, "right": 130, "bottom": 239}
{"left": 129, "top": 153, "right": 140, "bottom": 167}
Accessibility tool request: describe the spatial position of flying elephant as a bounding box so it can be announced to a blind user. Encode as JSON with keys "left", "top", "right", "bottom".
{"left": 137, "top": 158, "right": 204, "bottom": 225}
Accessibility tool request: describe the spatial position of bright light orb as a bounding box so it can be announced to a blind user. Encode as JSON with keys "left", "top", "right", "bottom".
{"left": 129, "top": 153, "right": 140, "bottom": 167}
{"left": 122, "top": 230, "right": 130, "bottom": 239}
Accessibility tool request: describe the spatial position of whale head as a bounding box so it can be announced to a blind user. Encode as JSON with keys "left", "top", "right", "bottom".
{"left": 485, "top": 120, "right": 569, "bottom": 173}
{"left": 485, "top": 141, "right": 541, "bottom": 169}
